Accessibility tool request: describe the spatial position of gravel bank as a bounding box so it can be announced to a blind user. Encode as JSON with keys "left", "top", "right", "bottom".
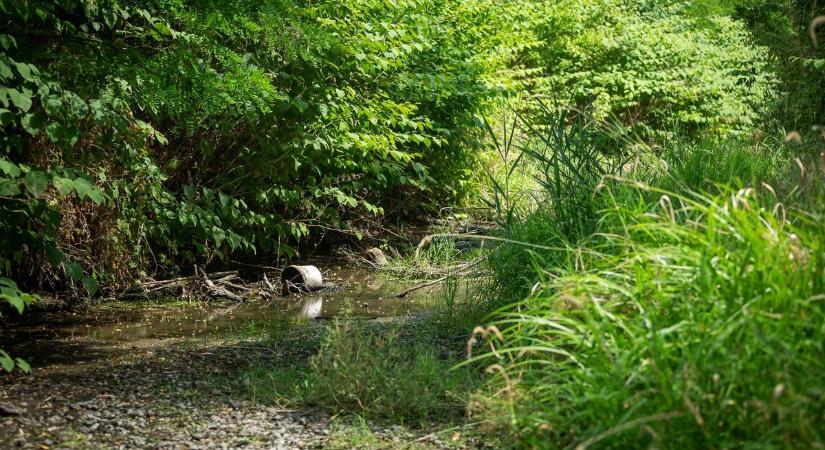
{"left": 0, "top": 341, "right": 332, "bottom": 449}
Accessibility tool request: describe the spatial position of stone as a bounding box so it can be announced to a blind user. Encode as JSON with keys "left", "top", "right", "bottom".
{"left": 364, "top": 247, "right": 389, "bottom": 266}
{"left": 0, "top": 403, "right": 23, "bottom": 416}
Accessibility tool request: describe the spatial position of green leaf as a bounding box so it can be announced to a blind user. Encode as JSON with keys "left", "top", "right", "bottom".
{"left": 0, "top": 178, "right": 20, "bottom": 196}
{"left": 0, "top": 291, "right": 24, "bottom": 314}
{"left": 82, "top": 276, "right": 98, "bottom": 296}
{"left": 219, "top": 192, "right": 231, "bottom": 209}
{"left": 23, "top": 170, "right": 49, "bottom": 196}
{"left": 212, "top": 227, "right": 226, "bottom": 247}
{"left": 85, "top": 188, "right": 105, "bottom": 204}
{"left": 72, "top": 177, "right": 93, "bottom": 200}
{"left": 9, "top": 89, "right": 32, "bottom": 112}
{"left": 21, "top": 112, "right": 43, "bottom": 135}
{"left": 0, "top": 351, "right": 13, "bottom": 372}
{"left": 0, "top": 60, "right": 11, "bottom": 80}
{"left": 294, "top": 99, "right": 309, "bottom": 113}
{"left": 0, "top": 158, "right": 20, "bottom": 177}
{"left": 62, "top": 126, "right": 80, "bottom": 147}
{"left": 45, "top": 245, "right": 63, "bottom": 266}
{"left": 42, "top": 95, "right": 62, "bottom": 116}
{"left": 52, "top": 176, "right": 74, "bottom": 196}
{"left": 14, "top": 62, "right": 32, "bottom": 81}
{"left": 0, "top": 108, "right": 13, "bottom": 126}
{"left": 46, "top": 122, "right": 62, "bottom": 142}
{"left": 0, "top": 35, "right": 16, "bottom": 51}
{"left": 64, "top": 261, "right": 84, "bottom": 280}
{"left": 14, "top": 358, "right": 30, "bottom": 373}
{"left": 183, "top": 184, "right": 195, "bottom": 199}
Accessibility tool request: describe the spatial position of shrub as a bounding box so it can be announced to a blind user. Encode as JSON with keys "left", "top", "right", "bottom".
{"left": 526, "top": 0, "right": 777, "bottom": 139}
{"left": 0, "top": 0, "right": 529, "bottom": 286}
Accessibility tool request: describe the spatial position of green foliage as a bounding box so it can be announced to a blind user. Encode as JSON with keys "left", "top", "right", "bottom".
{"left": 0, "top": 277, "right": 35, "bottom": 372}
{"left": 474, "top": 141, "right": 825, "bottom": 447}
{"left": 729, "top": 0, "right": 825, "bottom": 131}
{"left": 0, "top": 276, "right": 36, "bottom": 315}
{"left": 0, "top": 157, "right": 107, "bottom": 293}
{"left": 481, "top": 104, "right": 628, "bottom": 302}
{"left": 525, "top": 0, "right": 776, "bottom": 139}
{"left": 0, "top": 0, "right": 785, "bottom": 294}
{"left": 1, "top": 0, "right": 534, "bottom": 289}
{"left": 248, "top": 320, "right": 476, "bottom": 424}
{"left": 0, "top": 348, "right": 30, "bottom": 373}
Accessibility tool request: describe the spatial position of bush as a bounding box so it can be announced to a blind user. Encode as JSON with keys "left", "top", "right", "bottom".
{"left": 526, "top": 0, "right": 777, "bottom": 139}
{"left": 0, "top": 0, "right": 529, "bottom": 287}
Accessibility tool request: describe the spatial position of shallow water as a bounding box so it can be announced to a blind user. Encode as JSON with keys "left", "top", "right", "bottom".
{"left": 0, "top": 265, "right": 442, "bottom": 369}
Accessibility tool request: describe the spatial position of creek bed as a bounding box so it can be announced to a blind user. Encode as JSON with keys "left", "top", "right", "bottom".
{"left": 0, "top": 265, "right": 439, "bottom": 371}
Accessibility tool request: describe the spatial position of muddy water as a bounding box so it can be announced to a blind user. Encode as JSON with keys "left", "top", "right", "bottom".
{"left": 0, "top": 265, "right": 442, "bottom": 370}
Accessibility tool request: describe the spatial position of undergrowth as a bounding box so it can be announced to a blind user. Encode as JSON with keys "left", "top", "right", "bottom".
{"left": 244, "top": 318, "right": 479, "bottom": 426}
{"left": 470, "top": 135, "right": 825, "bottom": 448}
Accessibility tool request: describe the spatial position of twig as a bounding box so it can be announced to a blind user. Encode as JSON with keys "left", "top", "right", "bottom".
{"left": 396, "top": 275, "right": 449, "bottom": 298}
{"left": 220, "top": 281, "right": 253, "bottom": 292}
{"left": 394, "top": 257, "right": 482, "bottom": 297}
{"left": 197, "top": 265, "right": 243, "bottom": 301}
{"left": 140, "top": 271, "right": 238, "bottom": 288}
{"left": 230, "top": 260, "right": 281, "bottom": 271}
{"left": 412, "top": 420, "right": 487, "bottom": 443}
{"left": 263, "top": 273, "right": 276, "bottom": 291}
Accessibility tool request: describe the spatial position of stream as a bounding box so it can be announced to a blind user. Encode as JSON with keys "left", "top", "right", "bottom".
{"left": 1, "top": 264, "right": 438, "bottom": 371}
{"left": 0, "top": 265, "right": 463, "bottom": 449}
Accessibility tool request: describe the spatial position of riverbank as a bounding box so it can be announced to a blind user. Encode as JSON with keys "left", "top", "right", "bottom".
{"left": 0, "top": 263, "right": 489, "bottom": 449}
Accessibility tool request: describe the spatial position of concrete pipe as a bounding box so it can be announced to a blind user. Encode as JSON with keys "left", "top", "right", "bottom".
{"left": 281, "top": 265, "right": 324, "bottom": 294}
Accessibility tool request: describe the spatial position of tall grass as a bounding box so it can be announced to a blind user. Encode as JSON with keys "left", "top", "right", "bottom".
{"left": 482, "top": 105, "right": 630, "bottom": 303}
{"left": 472, "top": 140, "right": 825, "bottom": 447}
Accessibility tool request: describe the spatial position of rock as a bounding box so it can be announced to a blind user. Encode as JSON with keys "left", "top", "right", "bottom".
{"left": 364, "top": 247, "right": 389, "bottom": 266}
{"left": 69, "top": 400, "right": 96, "bottom": 410}
{"left": 0, "top": 402, "right": 23, "bottom": 416}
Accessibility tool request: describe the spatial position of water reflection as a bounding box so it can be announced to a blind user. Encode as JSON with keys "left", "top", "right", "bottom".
{"left": 297, "top": 297, "right": 323, "bottom": 319}
{"left": 0, "top": 264, "right": 447, "bottom": 361}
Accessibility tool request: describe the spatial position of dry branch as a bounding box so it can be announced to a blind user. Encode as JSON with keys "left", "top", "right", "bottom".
{"left": 395, "top": 257, "right": 482, "bottom": 298}
{"left": 395, "top": 275, "right": 449, "bottom": 298}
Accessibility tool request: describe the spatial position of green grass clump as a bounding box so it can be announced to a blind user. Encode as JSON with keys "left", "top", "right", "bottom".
{"left": 243, "top": 318, "right": 479, "bottom": 425}
{"left": 484, "top": 140, "right": 794, "bottom": 306}
{"left": 473, "top": 177, "right": 825, "bottom": 448}
{"left": 305, "top": 320, "right": 476, "bottom": 424}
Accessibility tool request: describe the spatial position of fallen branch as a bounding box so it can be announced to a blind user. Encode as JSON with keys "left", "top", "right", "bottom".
{"left": 396, "top": 275, "right": 449, "bottom": 298}
{"left": 263, "top": 273, "right": 276, "bottom": 291}
{"left": 139, "top": 271, "right": 239, "bottom": 289}
{"left": 197, "top": 265, "right": 244, "bottom": 301}
{"left": 395, "top": 257, "right": 482, "bottom": 298}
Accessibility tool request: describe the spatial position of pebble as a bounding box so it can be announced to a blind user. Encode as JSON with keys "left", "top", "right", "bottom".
{"left": 0, "top": 346, "right": 330, "bottom": 449}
